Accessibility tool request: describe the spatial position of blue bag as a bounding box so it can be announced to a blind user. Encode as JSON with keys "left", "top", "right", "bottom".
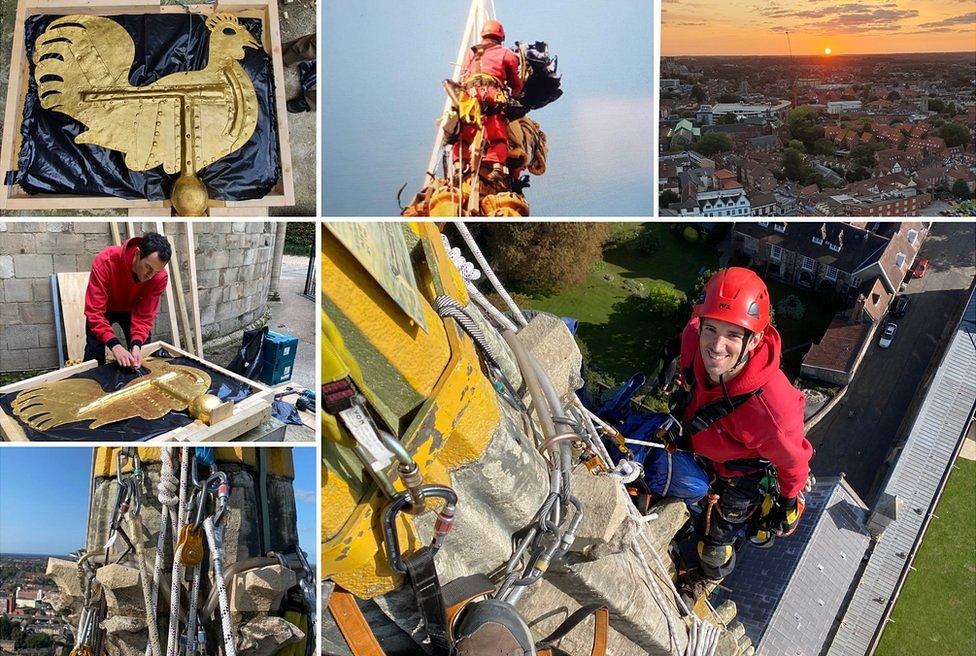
{"left": 642, "top": 448, "right": 709, "bottom": 503}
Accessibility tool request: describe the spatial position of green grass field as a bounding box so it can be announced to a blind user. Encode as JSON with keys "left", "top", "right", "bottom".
{"left": 876, "top": 456, "right": 976, "bottom": 656}
{"left": 521, "top": 224, "right": 720, "bottom": 381}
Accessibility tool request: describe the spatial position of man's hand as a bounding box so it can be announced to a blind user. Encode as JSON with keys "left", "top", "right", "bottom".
{"left": 111, "top": 344, "right": 136, "bottom": 368}
{"left": 768, "top": 493, "right": 804, "bottom": 537}
{"left": 131, "top": 345, "right": 142, "bottom": 369}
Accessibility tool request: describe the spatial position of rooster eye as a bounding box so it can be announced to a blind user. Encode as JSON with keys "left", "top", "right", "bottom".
{"left": 223, "top": 27, "right": 236, "bottom": 36}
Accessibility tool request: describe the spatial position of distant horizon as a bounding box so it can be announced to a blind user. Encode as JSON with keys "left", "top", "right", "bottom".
{"left": 663, "top": 49, "right": 976, "bottom": 58}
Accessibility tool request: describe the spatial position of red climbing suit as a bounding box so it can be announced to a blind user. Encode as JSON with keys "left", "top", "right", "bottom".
{"left": 678, "top": 318, "right": 813, "bottom": 498}
{"left": 454, "top": 41, "right": 524, "bottom": 167}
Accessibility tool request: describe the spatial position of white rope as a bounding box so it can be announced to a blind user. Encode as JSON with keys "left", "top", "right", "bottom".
{"left": 203, "top": 517, "right": 237, "bottom": 656}
{"left": 165, "top": 448, "right": 190, "bottom": 656}
{"left": 130, "top": 510, "right": 162, "bottom": 656}
{"left": 453, "top": 222, "right": 528, "bottom": 327}
{"left": 146, "top": 449, "right": 178, "bottom": 656}
{"left": 185, "top": 565, "right": 203, "bottom": 654}
{"left": 441, "top": 233, "right": 521, "bottom": 333}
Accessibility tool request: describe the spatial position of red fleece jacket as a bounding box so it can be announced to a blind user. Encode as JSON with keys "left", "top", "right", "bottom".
{"left": 679, "top": 318, "right": 812, "bottom": 498}
{"left": 85, "top": 238, "right": 168, "bottom": 348}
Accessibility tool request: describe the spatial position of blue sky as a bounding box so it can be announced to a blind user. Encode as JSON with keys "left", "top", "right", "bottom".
{"left": 0, "top": 448, "right": 317, "bottom": 557}
{"left": 323, "top": 0, "right": 654, "bottom": 215}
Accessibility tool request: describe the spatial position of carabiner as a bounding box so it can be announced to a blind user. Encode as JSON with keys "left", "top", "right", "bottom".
{"left": 382, "top": 485, "right": 458, "bottom": 574}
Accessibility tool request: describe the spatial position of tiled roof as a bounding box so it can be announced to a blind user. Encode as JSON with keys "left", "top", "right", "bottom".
{"left": 826, "top": 286, "right": 976, "bottom": 656}
{"left": 714, "top": 477, "right": 871, "bottom": 656}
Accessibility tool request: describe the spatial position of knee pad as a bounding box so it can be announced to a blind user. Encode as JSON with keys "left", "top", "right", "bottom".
{"left": 698, "top": 541, "right": 733, "bottom": 568}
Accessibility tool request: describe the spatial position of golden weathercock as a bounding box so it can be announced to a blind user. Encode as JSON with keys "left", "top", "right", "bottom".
{"left": 33, "top": 14, "right": 261, "bottom": 216}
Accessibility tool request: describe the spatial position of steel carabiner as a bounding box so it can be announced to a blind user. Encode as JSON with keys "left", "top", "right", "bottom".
{"left": 382, "top": 485, "right": 458, "bottom": 574}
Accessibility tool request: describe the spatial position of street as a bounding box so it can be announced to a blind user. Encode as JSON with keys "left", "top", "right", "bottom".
{"left": 808, "top": 222, "right": 976, "bottom": 503}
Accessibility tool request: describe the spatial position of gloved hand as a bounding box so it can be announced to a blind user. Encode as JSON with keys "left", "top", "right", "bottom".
{"left": 767, "top": 493, "right": 804, "bottom": 536}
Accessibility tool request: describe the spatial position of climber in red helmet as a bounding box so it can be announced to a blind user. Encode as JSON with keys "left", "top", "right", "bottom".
{"left": 453, "top": 19, "right": 524, "bottom": 186}
{"left": 663, "top": 268, "right": 813, "bottom": 602}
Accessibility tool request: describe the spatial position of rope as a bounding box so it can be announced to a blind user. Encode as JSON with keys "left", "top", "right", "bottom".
{"left": 146, "top": 449, "right": 178, "bottom": 656}
{"left": 453, "top": 222, "right": 528, "bottom": 327}
{"left": 440, "top": 233, "right": 520, "bottom": 333}
{"left": 130, "top": 510, "right": 163, "bottom": 656}
{"left": 165, "top": 448, "right": 190, "bottom": 656}
{"left": 185, "top": 565, "right": 203, "bottom": 654}
{"left": 434, "top": 295, "right": 503, "bottom": 367}
{"left": 203, "top": 517, "right": 237, "bottom": 656}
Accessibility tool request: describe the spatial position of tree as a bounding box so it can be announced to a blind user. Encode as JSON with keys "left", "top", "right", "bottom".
{"left": 694, "top": 132, "right": 733, "bottom": 157}
{"left": 813, "top": 138, "right": 836, "bottom": 156}
{"left": 886, "top": 90, "right": 901, "bottom": 101}
{"left": 927, "top": 98, "right": 946, "bottom": 113}
{"left": 0, "top": 616, "right": 13, "bottom": 640}
{"left": 951, "top": 179, "right": 973, "bottom": 200}
{"left": 787, "top": 139, "right": 805, "bottom": 152}
{"left": 786, "top": 105, "right": 824, "bottom": 151}
{"left": 483, "top": 223, "right": 609, "bottom": 294}
{"left": 850, "top": 143, "right": 879, "bottom": 169}
{"left": 691, "top": 85, "right": 706, "bottom": 103}
{"left": 659, "top": 190, "right": 680, "bottom": 208}
{"left": 716, "top": 93, "right": 739, "bottom": 103}
{"left": 717, "top": 113, "right": 738, "bottom": 125}
{"left": 938, "top": 122, "right": 971, "bottom": 148}
{"left": 22, "top": 632, "right": 53, "bottom": 649}
{"left": 783, "top": 148, "right": 805, "bottom": 181}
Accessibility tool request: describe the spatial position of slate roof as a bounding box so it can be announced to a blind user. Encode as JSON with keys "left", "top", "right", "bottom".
{"left": 734, "top": 222, "right": 889, "bottom": 273}
{"left": 713, "top": 477, "right": 871, "bottom": 656}
{"left": 826, "top": 285, "right": 976, "bottom": 656}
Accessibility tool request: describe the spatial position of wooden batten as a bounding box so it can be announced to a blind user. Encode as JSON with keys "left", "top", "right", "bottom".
{"left": 0, "top": 0, "right": 294, "bottom": 213}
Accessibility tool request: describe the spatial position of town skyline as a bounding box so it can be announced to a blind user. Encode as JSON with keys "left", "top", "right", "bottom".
{"left": 663, "top": 0, "right": 976, "bottom": 56}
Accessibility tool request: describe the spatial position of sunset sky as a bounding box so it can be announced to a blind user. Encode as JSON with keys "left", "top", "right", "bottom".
{"left": 663, "top": 0, "right": 976, "bottom": 56}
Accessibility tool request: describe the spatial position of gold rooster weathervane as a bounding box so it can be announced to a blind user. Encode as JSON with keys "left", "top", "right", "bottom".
{"left": 33, "top": 13, "right": 261, "bottom": 216}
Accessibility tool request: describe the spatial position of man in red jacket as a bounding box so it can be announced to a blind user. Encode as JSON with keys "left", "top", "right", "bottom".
{"left": 453, "top": 20, "right": 524, "bottom": 185}
{"left": 83, "top": 233, "right": 171, "bottom": 368}
{"left": 670, "top": 268, "right": 813, "bottom": 597}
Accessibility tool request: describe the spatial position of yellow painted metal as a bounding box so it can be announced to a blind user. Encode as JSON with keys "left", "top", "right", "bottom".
{"left": 322, "top": 223, "right": 501, "bottom": 599}
{"left": 93, "top": 447, "right": 294, "bottom": 478}
{"left": 33, "top": 14, "right": 261, "bottom": 216}
{"left": 12, "top": 358, "right": 210, "bottom": 430}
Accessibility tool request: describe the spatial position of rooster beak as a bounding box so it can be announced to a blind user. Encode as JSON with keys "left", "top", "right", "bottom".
{"left": 244, "top": 34, "right": 261, "bottom": 50}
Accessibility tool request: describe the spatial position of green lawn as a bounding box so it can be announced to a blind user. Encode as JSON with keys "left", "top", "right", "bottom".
{"left": 762, "top": 279, "right": 842, "bottom": 379}
{"left": 521, "top": 224, "right": 720, "bottom": 381}
{"left": 876, "top": 457, "right": 976, "bottom": 656}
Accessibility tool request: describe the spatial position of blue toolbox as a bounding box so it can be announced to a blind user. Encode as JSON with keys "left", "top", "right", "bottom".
{"left": 260, "top": 331, "right": 298, "bottom": 385}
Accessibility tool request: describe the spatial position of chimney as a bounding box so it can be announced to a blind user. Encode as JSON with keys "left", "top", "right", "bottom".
{"left": 852, "top": 294, "right": 867, "bottom": 323}
{"left": 821, "top": 223, "right": 827, "bottom": 241}
{"left": 837, "top": 229, "right": 844, "bottom": 250}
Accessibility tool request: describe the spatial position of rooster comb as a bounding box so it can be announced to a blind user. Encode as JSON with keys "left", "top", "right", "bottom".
{"left": 205, "top": 13, "right": 243, "bottom": 32}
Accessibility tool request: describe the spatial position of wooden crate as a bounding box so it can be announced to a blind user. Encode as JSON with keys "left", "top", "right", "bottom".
{"left": 0, "top": 341, "right": 275, "bottom": 442}
{"left": 0, "top": 0, "right": 295, "bottom": 213}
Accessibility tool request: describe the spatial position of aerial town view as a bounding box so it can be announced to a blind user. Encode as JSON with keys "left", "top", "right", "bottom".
{"left": 659, "top": 0, "right": 976, "bottom": 217}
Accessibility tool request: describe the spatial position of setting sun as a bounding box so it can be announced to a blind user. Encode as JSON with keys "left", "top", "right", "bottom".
{"left": 824, "top": 47, "right": 832, "bottom": 55}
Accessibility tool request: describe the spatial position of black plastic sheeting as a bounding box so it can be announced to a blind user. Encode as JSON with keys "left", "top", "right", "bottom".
{"left": 0, "top": 349, "right": 253, "bottom": 442}
{"left": 15, "top": 14, "right": 281, "bottom": 201}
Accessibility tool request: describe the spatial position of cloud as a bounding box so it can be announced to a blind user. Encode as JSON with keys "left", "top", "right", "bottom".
{"left": 917, "top": 12, "right": 976, "bottom": 29}
{"left": 294, "top": 488, "right": 317, "bottom": 504}
{"left": 755, "top": 1, "right": 920, "bottom": 34}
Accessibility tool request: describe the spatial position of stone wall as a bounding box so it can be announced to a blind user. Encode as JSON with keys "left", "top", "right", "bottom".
{"left": 0, "top": 221, "right": 276, "bottom": 373}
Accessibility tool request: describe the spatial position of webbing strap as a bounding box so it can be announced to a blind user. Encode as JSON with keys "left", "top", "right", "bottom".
{"left": 404, "top": 546, "right": 452, "bottom": 655}
{"left": 328, "top": 588, "right": 385, "bottom": 656}
{"left": 536, "top": 604, "right": 610, "bottom": 656}
{"left": 684, "top": 389, "right": 762, "bottom": 436}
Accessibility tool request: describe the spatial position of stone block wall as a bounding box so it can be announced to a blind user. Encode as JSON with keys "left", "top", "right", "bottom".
{"left": 0, "top": 221, "right": 276, "bottom": 373}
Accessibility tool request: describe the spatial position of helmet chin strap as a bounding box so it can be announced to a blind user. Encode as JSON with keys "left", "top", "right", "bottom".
{"left": 717, "top": 329, "right": 753, "bottom": 406}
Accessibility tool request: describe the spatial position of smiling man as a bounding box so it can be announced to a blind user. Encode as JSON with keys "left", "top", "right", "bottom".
{"left": 83, "top": 232, "right": 171, "bottom": 369}
{"left": 671, "top": 267, "right": 813, "bottom": 601}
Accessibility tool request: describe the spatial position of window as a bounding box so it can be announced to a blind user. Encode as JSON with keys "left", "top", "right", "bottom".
{"left": 828, "top": 242, "right": 841, "bottom": 253}
{"left": 895, "top": 252, "right": 906, "bottom": 268}
{"left": 759, "top": 221, "right": 769, "bottom": 228}
{"left": 770, "top": 244, "right": 782, "bottom": 263}
{"left": 801, "top": 256, "right": 815, "bottom": 272}
{"left": 774, "top": 222, "right": 787, "bottom": 233}
{"left": 825, "top": 266, "right": 838, "bottom": 281}
{"left": 812, "top": 235, "right": 823, "bottom": 245}
{"left": 907, "top": 229, "right": 918, "bottom": 245}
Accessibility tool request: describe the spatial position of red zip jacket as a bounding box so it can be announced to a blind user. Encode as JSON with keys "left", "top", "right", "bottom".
{"left": 461, "top": 42, "right": 524, "bottom": 96}
{"left": 679, "top": 318, "right": 812, "bottom": 498}
{"left": 85, "top": 238, "right": 168, "bottom": 348}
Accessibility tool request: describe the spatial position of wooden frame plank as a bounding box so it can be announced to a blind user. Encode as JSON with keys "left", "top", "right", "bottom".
{"left": 0, "top": 341, "right": 276, "bottom": 442}
{"left": 154, "top": 221, "right": 181, "bottom": 349}
{"left": 0, "top": 0, "right": 294, "bottom": 212}
{"left": 185, "top": 223, "right": 204, "bottom": 357}
{"left": 55, "top": 271, "right": 93, "bottom": 363}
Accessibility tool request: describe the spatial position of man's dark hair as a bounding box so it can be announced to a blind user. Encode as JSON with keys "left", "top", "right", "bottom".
{"left": 139, "top": 232, "right": 172, "bottom": 262}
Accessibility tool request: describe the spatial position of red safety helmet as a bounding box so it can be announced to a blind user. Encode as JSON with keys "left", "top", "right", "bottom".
{"left": 697, "top": 267, "right": 770, "bottom": 334}
{"left": 481, "top": 20, "right": 505, "bottom": 41}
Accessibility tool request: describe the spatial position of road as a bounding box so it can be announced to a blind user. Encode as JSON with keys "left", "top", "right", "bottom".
{"left": 808, "top": 222, "right": 976, "bottom": 503}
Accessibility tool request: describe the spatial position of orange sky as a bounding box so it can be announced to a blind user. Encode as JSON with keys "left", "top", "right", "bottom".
{"left": 662, "top": 0, "right": 976, "bottom": 56}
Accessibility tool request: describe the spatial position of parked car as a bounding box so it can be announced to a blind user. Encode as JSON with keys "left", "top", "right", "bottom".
{"left": 879, "top": 322, "right": 898, "bottom": 348}
{"left": 912, "top": 258, "right": 930, "bottom": 278}
{"left": 892, "top": 295, "right": 911, "bottom": 318}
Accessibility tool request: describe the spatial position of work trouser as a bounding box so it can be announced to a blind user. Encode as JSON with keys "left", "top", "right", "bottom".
{"left": 83, "top": 312, "right": 149, "bottom": 364}
{"left": 454, "top": 113, "right": 509, "bottom": 166}
{"left": 696, "top": 474, "right": 765, "bottom": 581}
